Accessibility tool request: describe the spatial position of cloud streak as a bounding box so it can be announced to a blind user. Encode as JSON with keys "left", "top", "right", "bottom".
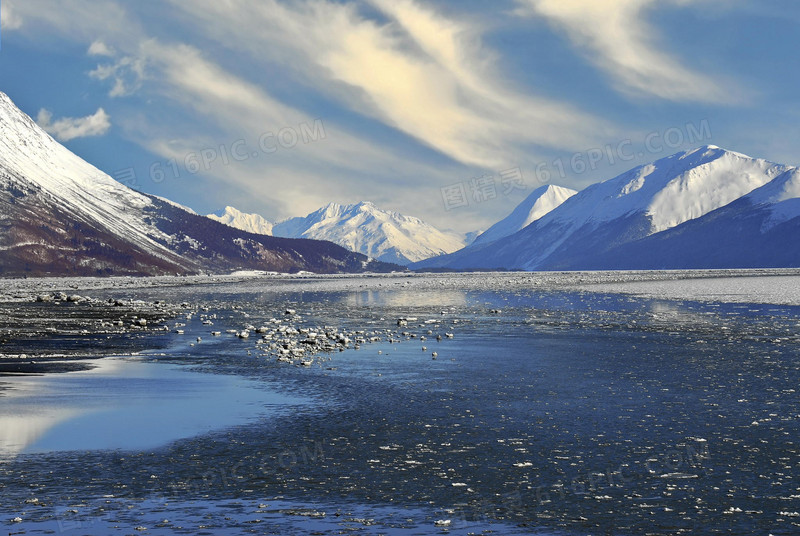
{"left": 516, "top": 0, "right": 728, "bottom": 102}
{"left": 165, "top": 0, "right": 615, "bottom": 169}
{"left": 1, "top": 2, "right": 23, "bottom": 30}
{"left": 36, "top": 108, "right": 111, "bottom": 141}
{"left": 114, "top": 39, "right": 463, "bottom": 221}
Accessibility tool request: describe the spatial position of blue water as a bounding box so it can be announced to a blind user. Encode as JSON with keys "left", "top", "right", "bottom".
{"left": 2, "top": 274, "right": 800, "bottom": 535}
{"left": 0, "top": 358, "right": 307, "bottom": 455}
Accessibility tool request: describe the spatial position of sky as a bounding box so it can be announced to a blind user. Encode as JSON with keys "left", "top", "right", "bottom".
{"left": 1, "top": 0, "right": 799, "bottom": 234}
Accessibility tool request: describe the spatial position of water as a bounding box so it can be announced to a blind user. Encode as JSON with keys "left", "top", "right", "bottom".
{"left": 0, "top": 358, "right": 308, "bottom": 457}
{"left": 2, "top": 272, "right": 800, "bottom": 535}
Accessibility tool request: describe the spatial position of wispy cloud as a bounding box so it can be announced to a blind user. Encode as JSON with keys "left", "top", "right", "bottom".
{"left": 36, "top": 107, "right": 111, "bottom": 141}
{"left": 165, "top": 0, "right": 615, "bottom": 169}
{"left": 87, "top": 40, "right": 145, "bottom": 97}
{"left": 115, "top": 39, "right": 462, "bottom": 220}
{"left": 515, "top": 0, "right": 729, "bottom": 102}
{"left": 1, "top": 2, "right": 23, "bottom": 30}
{"left": 2, "top": 0, "right": 140, "bottom": 45}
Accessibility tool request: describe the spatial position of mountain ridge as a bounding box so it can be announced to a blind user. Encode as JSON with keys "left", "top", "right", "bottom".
{"left": 412, "top": 146, "right": 799, "bottom": 271}
{"left": 208, "top": 201, "right": 467, "bottom": 265}
{"left": 0, "top": 91, "right": 399, "bottom": 276}
{"left": 471, "top": 184, "right": 577, "bottom": 246}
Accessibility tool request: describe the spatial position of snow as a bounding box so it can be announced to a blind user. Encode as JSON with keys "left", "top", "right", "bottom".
{"left": 271, "top": 201, "right": 466, "bottom": 264}
{"left": 413, "top": 145, "right": 800, "bottom": 271}
{"left": 581, "top": 273, "right": 800, "bottom": 306}
{"left": 548, "top": 145, "right": 789, "bottom": 232}
{"left": 0, "top": 91, "right": 178, "bottom": 259}
{"left": 472, "top": 184, "right": 576, "bottom": 246}
{"left": 154, "top": 195, "right": 197, "bottom": 215}
{"left": 745, "top": 168, "right": 800, "bottom": 230}
{"left": 207, "top": 206, "right": 274, "bottom": 235}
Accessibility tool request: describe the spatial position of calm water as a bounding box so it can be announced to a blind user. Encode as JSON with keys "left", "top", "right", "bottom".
{"left": 2, "top": 273, "right": 799, "bottom": 535}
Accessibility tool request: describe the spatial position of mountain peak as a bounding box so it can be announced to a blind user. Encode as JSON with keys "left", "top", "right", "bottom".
{"left": 207, "top": 206, "right": 274, "bottom": 235}
{"left": 415, "top": 145, "right": 799, "bottom": 271}
{"left": 678, "top": 144, "right": 754, "bottom": 163}
{"left": 273, "top": 201, "right": 466, "bottom": 264}
{"left": 471, "top": 183, "right": 577, "bottom": 246}
{"left": 0, "top": 91, "right": 397, "bottom": 275}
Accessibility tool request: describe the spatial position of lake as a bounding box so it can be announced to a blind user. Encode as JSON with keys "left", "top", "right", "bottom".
{"left": 1, "top": 271, "right": 799, "bottom": 535}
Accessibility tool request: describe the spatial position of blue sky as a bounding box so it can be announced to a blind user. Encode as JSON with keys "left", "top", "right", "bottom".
{"left": 1, "top": 0, "right": 799, "bottom": 234}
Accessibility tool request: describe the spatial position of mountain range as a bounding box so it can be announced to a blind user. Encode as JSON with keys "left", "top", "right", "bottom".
{"left": 208, "top": 202, "right": 467, "bottom": 265}
{"left": 412, "top": 146, "right": 800, "bottom": 270}
{"left": 2, "top": 88, "right": 797, "bottom": 276}
{"left": 0, "top": 92, "right": 398, "bottom": 276}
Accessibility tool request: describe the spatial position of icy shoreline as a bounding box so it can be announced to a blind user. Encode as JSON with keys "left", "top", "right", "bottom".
{"left": 2, "top": 267, "right": 799, "bottom": 300}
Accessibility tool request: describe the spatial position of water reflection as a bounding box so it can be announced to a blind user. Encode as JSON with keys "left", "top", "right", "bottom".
{"left": 0, "top": 357, "right": 307, "bottom": 459}
{"left": 344, "top": 289, "right": 468, "bottom": 307}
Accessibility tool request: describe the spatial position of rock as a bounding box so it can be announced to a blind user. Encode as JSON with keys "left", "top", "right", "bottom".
{"left": 35, "top": 294, "right": 53, "bottom": 303}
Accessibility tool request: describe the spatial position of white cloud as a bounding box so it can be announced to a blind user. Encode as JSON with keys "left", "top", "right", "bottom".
{"left": 1, "top": 2, "right": 23, "bottom": 30}
{"left": 36, "top": 108, "right": 111, "bottom": 141}
{"left": 88, "top": 39, "right": 115, "bottom": 57}
{"left": 165, "top": 0, "right": 615, "bottom": 169}
{"left": 126, "top": 39, "right": 465, "bottom": 221}
{"left": 516, "top": 0, "right": 728, "bottom": 102}
{"left": 2, "top": 0, "right": 139, "bottom": 43}
{"left": 89, "top": 54, "right": 145, "bottom": 97}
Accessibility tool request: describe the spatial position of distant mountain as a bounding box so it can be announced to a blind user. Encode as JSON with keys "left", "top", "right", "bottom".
{"left": 271, "top": 201, "right": 466, "bottom": 264}
{"left": 413, "top": 146, "right": 798, "bottom": 270}
{"left": 471, "top": 184, "right": 576, "bottom": 246}
{"left": 0, "top": 91, "right": 398, "bottom": 276}
{"left": 208, "top": 206, "right": 274, "bottom": 235}
{"left": 588, "top": 167, "right": 800, "bottom": 269}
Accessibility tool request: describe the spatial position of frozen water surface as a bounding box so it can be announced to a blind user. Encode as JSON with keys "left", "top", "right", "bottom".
{"left": 581, "top": 273, "right": 800, "bottom": 305}
{"left": 2, "top": 271, "right": 799, "bottom": 535}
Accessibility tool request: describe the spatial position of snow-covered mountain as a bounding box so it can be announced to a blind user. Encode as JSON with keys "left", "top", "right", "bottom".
{"left": 0, "top": 91, "right": 397, "bottom": 276}
{"left": 271, "top": 201, "right": 466, "bottom": 264}
{"left": 208, "top": 206, "right": 274, "bottom": 235}
{"left": 413, "top": 146, "right": 799, "bottom": 270}
{"left": 471, "top": 184, "right": 576, "bottom": 246}
{"left": 589, "top": 167, "right": 800, "bottom": 269}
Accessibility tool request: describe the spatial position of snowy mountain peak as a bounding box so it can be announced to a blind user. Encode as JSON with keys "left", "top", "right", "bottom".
{"left": 472, "top": 184, "right": 577, "bottom": 246}
{"left": 272, "top": 201, "right": 466, "bottom": 264}
{"left": 207, "top": 206, "right": 274, "bottom": 235}
{"left": 551, "top": 145, "right": 790, "bottom": 234}
{"left": 0, "top": 90, "right": 175, "bottom": 259}
{"left": 413, "top": 145, "right": 800, "bottom": 271}
{"left": 0, "top": 91, "right": 395, "bottom": 275}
